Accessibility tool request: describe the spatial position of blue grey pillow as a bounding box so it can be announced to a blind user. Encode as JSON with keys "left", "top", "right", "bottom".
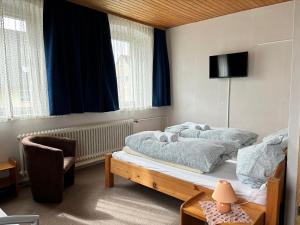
{"left": 180, "top": 129, "right": 202, "bottom": 138}
{"left": 263, "top": 128, "right": 288, "bottom": 150}
{"left": 164, "top": 124, "right": 189, "bottom": 134}
{"left": 236, "top": 136, "right": 286, "bottom": 188}
{"left": 198, "top": 128, "right": 258, "bottom": 148}
{"left": 263, "top": 128, "right": 288, "bottom": 140}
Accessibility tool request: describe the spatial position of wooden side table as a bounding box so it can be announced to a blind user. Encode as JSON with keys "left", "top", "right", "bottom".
{"left": 0, "top": 158, "right": 18, "bottom": 198}
{"left": 180, "top": 192, "right": 265, "bottom": 225}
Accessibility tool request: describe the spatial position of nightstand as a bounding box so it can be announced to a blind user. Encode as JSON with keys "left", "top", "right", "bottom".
{"left": 0, "top": 158, "right": 18, "bottom": 198}
{"left": 180, "top": 192, "right": 265, "bottom": 225}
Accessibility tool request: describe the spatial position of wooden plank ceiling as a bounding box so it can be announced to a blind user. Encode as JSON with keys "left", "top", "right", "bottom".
{"left": 70, "top": 0, "right": 290, "bottom": 29}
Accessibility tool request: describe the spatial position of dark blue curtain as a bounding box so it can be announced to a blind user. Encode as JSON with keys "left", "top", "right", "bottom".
{"left": 152, "top": 28, "right": 171, "bottom": 107}
{"left": 43, "top": 0, "right": 119, "bottom": 115}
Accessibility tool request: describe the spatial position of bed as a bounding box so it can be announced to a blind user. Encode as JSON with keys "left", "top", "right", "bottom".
{"left": 105, "top": 149, "right": 286, "bottom": 225}
{"left": 105, "top": 125, "right": 288, "bottom": 225}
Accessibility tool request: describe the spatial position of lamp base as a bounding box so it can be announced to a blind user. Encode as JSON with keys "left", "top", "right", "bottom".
{"left": 216, "top": 202, "right": 231, "bottom": 214}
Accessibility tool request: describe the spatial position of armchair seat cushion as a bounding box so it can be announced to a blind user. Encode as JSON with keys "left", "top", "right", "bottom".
{"left": 64, "top": 157, "right": 75, "bottom": 172}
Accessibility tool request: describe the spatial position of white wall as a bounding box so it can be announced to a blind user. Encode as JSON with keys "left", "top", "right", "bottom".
{"left": 286, "top": 0, "right": 300, "bottom": 224}
{"left": 167, "top": 2, "right": 294, "bottom": 138}
{"left": 0, "top": 108, "right": 169, "bottom": 162}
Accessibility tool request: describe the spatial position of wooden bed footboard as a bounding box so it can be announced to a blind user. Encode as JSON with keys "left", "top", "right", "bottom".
{"left": 105, "top": 153, "right": 211, "bottom": 200}
{"left": 105, "top": 153, "right": 286, "bottom": 225}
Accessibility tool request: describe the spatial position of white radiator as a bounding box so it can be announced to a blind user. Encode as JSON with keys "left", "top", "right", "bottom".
{"left": 17, "top": 119, "right": 134, "bottom": 176}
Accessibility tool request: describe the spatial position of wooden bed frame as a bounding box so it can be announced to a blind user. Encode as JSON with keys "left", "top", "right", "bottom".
{"left": 105, "top": 153, "right": 286, "bottom": 225}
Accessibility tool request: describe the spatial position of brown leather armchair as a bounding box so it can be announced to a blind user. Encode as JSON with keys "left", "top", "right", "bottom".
{"left": 22, "top": 136, "right": 76, "bottom": 203}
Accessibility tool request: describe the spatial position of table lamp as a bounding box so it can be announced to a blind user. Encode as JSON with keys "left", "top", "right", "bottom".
{"left": 212, "top": 180, "right": 238, "bottom": 213}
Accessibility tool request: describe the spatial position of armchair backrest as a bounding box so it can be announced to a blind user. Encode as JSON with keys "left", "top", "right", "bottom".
{"left": 22, "top": 136, "right": 76, "bottom": 157}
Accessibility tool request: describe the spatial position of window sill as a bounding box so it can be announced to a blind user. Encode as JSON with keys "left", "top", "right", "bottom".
{"left": 0, "top": 107, "right": 166, "bottom": 124}
{"left": 117, "top": 106, "right": 156, "bottom": 112}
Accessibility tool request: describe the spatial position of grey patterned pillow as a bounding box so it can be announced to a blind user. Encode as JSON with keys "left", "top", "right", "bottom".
{"left": 198, "top": 128, "right": 258, "bottom": 148}
{"left": 236, "top": 136, "right": 286, "bottom": 188}
{"left": 263, "top": 128, "right": 288, "bottom": 149}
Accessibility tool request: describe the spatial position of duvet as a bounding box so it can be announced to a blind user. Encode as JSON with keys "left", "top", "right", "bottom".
{"left": 125, "top": 132, "right": 238, "bottom": 173}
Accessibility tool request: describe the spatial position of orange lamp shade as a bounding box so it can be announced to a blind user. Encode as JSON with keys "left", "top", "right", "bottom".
{"left": 212, "top": 180, "right": 238, "bottom": 213}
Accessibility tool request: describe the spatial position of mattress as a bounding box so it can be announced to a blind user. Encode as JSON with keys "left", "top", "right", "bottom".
{"left": 112, "top": 150, "right": 267, "bottom": 205}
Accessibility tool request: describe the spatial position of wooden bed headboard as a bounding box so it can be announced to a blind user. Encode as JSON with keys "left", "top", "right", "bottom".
{"left": 266, "top": 152, "right": 287, "bottom": 225}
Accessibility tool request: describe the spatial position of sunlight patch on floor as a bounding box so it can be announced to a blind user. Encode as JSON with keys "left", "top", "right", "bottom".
{"left": 110, "top": 195, "right": 171, "bottom": 210}
{"left": 96, "top": 198, "right": 177, "bottom": 225}
{"left": 58, "top": 213, "right": 99, "bottom": 225}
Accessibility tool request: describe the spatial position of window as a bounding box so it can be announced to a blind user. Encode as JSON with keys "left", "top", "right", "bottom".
{"left": 109, "top": 15, "right": 153, "bottom": 110}
{"left": 0, "top": 0, "right": 48, "bottom": 121}
{"left": 3, "top": 16, "right": 26, "bottom": 32}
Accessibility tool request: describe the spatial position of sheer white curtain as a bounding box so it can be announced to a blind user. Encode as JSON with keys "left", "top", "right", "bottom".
{"left": 109, "top": 15, "right": 153, "bottom": 110}
{"left": 0, "top": 0, "right": 48, "bottom": 121}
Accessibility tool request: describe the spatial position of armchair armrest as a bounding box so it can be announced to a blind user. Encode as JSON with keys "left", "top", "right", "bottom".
{"left": 57, "top": 137, "right": 76, "bottom": 157}
{"left": 45, "top": 136, "right": 76, "bottom": 157}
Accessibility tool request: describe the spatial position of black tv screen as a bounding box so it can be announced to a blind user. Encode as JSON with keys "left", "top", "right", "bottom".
{"left": 209, "top": 52, "right": 248, "bottom": 78}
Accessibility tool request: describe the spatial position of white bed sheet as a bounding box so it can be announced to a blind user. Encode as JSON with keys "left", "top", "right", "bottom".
{"left": 112, "top": 151, "right": 267, "bottom": 205}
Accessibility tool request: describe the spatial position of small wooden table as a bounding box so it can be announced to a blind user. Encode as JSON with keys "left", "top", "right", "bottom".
{"left": 0, "top": 158, "right": 18, "bottom": 197}
{"left": 180, "top": 192, "right": 265, "bottom": 225}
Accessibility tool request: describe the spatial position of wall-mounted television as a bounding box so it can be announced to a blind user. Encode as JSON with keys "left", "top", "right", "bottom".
{"left": 209, "top": 52, "right": 248, "bottom": 79}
